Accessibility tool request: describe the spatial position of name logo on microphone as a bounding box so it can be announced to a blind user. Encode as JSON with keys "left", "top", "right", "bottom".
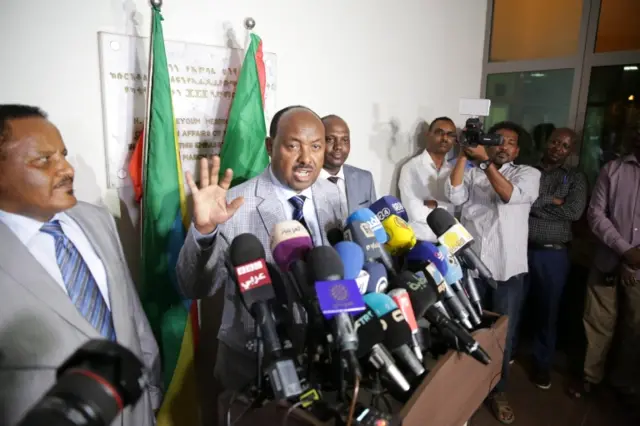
{"left": 354, "top": 310, "right": 376, "bottom": 330}
{"left": 392, "top": 202, "right": 404, "bottom": 213}
{"left": 439, "top": 224, "right": 473, "bottom": 254}
{"left": 393, "top": 216, "right": 410, "bottom": 229}
{"left": 407, "top": 275, "right": 427, "bottom": 292}
{"left": 235, "top": 259, "right": 270, "bottom": 292}
{"left": 391, "top": 309, "right": 405, "bottom": 323}
{"left": 315, "top": 280, "right": 366, "bottom": 316}
{"left": 374, "top": 276, "right": 389, "bottom": 293}
{"left": 366, "top": 215, "right": 382, "bottom": 232}
{"left": 376, "top": 207, "right": 391, "bottom": 221}
{"left": 360, "top": 222, "right": 375, "bottom": 238}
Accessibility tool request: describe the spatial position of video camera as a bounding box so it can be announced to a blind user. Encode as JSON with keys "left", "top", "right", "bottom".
{"left": 458, "top": 99, "right": 503, "bottom": 147}
{"left": 17, "top": 339, "right": 148, "bottom": 426}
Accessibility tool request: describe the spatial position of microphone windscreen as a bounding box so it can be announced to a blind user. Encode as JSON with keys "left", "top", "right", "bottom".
{"left": 364, "top": 293, "right": 413, "bottom": 351}
{"left": 390, "top": 271, "right": 438, "bottom": 318}
{"left": 334, "top": 241, "right": 365, "bottom": 279}
{"left": 369, "top": 195, "right": 409, "bottom": 223}
{"left": 363, "top": 262, "right": 388, "bottom": 293}
{"left": 306, "top": 246, "right": 344, "bottom": 282}
{"left": 363, "top": 292, "right": 396, "bottom": 317}
{"left": 346, "top": 208, "right": 388, "bottom": 244}
{"left": 229, "top": 234, "right": 274, "bottom": 308}
{"left": 229, "top": 233, "right": 266, "bottom": 266}
{"left": 354, "top": 308, "right": 385, "bottom": 358}
{"left": 327, "top": 227, "right": 345, "bottom": 246}
{"left": 407, "top": 241, "right": 448, "bottom": 275}
{"left": 381, "top": 215, "right": 417, "bottom": 255}
{"left": 426, "top": 208, "right": 457, "bottom": 236}
{"left": 438, "top": 245, "right": 464, "bottom": 283}
{"left": 271, "top": 221, "right": 313, "bottom": 272}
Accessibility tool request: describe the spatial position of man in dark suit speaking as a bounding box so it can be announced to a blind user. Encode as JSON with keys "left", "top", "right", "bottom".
{"left": 319, "top": 115, "right": 377, "bottom": 215}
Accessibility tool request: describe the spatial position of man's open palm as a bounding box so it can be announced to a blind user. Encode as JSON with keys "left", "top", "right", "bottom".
{"left": 185, "top": 156, "right": 244, "bottom": 234}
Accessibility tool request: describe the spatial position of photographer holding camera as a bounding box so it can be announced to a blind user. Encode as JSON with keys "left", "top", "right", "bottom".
{"left": 444, "top": 121, "right": 540, "bottom": 425}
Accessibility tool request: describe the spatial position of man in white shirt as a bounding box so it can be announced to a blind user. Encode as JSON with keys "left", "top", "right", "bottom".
{"left": 445, "top": 121, "right": 540, "bottom": 425}
{"left": 319, "top": 115, "right": 377, "bottom": 216}
{"left": 398, "top": 117, "right": 458, "bottom": 241}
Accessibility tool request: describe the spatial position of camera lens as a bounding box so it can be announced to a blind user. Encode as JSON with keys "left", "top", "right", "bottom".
{"left": 17, "top": 340, "right": 146, "bottom": 426}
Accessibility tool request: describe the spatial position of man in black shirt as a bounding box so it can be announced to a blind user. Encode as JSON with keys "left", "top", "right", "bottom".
{"left": 523, "top": 128, "right": 588, "bottom": 389}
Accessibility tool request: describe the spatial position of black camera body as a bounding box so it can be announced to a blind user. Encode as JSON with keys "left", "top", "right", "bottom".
{"left": 460, "top": 117, "right": 504, "bottom": 147}
{"left": 17, "top": 340, "right": 147, "bottom": 426}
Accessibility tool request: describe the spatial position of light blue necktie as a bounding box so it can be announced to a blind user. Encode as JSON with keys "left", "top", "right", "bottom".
{"left": 41, "top": 220, "right": 116, "bottom": 340}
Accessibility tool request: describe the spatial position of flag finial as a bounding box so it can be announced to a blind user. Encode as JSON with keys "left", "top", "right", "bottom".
{"left": 244, "top": 17, "right": 256, "bottom": 30}
{"left": 150, "top": 0, "right": 162, "bottom": 7}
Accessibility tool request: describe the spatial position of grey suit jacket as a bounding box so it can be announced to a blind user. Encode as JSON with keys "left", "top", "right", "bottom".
{"left": 0, "top": 202, "right": 161, "bottom": 426}
{"left": 176, "top": 169, "right": 342, "bottom": 388}
{"left": 343, "top": 164, "right": 377, "bottom": 215}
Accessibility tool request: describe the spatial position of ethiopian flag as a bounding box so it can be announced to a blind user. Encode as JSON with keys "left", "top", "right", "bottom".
{"left": 128, "top": 6, "right": 199, "bottom": 425}
{"left": 219, "top": 33, "right": 270, "bottom": 185}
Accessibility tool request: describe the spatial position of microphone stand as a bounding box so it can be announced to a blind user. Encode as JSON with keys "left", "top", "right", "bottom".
{"left": 255, "top": 321, "right": 263, "bottom": 392}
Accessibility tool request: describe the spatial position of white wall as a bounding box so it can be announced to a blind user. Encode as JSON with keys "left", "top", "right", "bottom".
{"left": 0, "top": 0, "right": 487, "bottom": 246}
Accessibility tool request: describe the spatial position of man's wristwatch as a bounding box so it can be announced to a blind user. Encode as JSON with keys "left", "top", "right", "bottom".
{"left": 478, "top": 159, "right": 491, "bottom": 170}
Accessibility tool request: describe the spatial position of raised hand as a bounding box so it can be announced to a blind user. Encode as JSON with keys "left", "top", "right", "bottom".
{"left": 185, "top": 156, "right": 244, "bottom": 235}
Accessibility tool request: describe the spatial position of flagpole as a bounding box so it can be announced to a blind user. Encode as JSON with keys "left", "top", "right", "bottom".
{"left": 243, "top": 17, "right": 256, "bottom": 54}
{"left": 140, "top": 0, "right": 161, "bottom": 239}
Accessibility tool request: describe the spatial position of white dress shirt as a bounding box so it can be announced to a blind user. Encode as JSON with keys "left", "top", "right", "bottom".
{"left": 444, "top": 162, "right": 541, "bottom": 282}
{"left": 0, "top": 209, "right": 111, "bottom": 308}
{"left": 319, "top": 167, "right": 348, "bottom": 217}
{"left": 268, "top": 166, "right": 322, "bottom": 245}
{"left": 398, "top": 150, "right": 457, "bottom": 242}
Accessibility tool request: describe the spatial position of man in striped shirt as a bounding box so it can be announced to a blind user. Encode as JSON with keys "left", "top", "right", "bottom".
{"left": 445, "top": 121, "right": 540, "bottom": 425}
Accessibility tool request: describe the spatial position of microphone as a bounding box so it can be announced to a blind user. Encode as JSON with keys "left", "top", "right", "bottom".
{"left": 345, "top": 208, "right": 389, "bottom": 244}
{"left": 381, "top": 215, "right": 417, "bottom": 255}
{"left": 437, "top": 245, "right": 482, "bottom": 326}
{"left": 363, "top": 293, "right": 426, "bottom": 377}
{"left": 271, "top": 220, "right": 314, "bottom": 273}
{"left": 426, "top": 209, "right": 498, "bottom": 289}
{"left": 307, "top": 246, "right": 365, "bottom": 377}
{"left": 388, "top": 288, "right": 424, "bottom": 361}
{"left": 462, "top": 267, "right": 483, "bottom": 318}
{"left": 353, "top": 308, "right": 411, "bottom": 392}
{"left": 229, "top": 234, "right": 303, "bottom": 400}
{"left": 355, "top": 269, "right": 371, "bottom": 294}
{"left": 390, "top": 270, "right": 491, "bottom": 365}
{"left": 369, "top": 195, "right": 409, "bottom": 223}
{"left": 267, "top": 263, "right": 307, "bottom": 353}
{"left": 343, "top": 220, "right": 395, "bottom": 276}
{"left": 334, "top": 241, "right": 365, "bottom": 279}
{"left": 363, "top": 262, "right": 389, "bottom": 293}
{"left": 407, "top": 242, "right": 473, "bottom": 329}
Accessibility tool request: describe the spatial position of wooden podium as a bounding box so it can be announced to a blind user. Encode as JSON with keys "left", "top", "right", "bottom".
{"left": 225, "top": 314, "right": 507, "bottom": 426}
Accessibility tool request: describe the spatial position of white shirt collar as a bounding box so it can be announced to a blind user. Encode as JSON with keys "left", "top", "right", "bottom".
{"left": 268, "top": 165, "right": 314, "bottom": 200}
{"left": 419, "top": 150, "right": 452, "bottom": 171}
{"left": 0, "top": 209, "right": 69, "bottom": 245}
{"left": 319, "top": 166, "right": 345, "bottom": 181}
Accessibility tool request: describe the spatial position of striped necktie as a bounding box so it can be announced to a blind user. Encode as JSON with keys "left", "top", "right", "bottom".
{"left": 327, "top": 176, "right": 339, "bottom": 184}
{"left": 288, "top": 195, "right": 309, "bottom": 231}
{"left": 41, "top": 220, "right": 116, "bottom": 340}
